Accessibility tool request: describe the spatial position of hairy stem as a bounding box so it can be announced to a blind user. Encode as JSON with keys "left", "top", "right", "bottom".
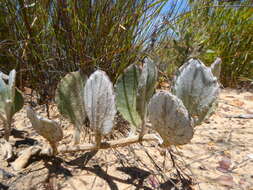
{"left": 49, "top": 142, "right": 58, "bottom": 156}
{"left": 138, "top": 120, "right": 147, "bottom": 141}
{"left": 58, "top": 133, "right": 160, "bottom": 153}
{"left": 73, "top": 127, "right": 81, "bottom": 145}
{"left": 95, "top": 132, "right": 102, "bottom": 148}
{"left": 4, "top": 122, "right": 11, "bottom": 141}
{"left": 128, "top": 125, "right": 136, "bottom": 137}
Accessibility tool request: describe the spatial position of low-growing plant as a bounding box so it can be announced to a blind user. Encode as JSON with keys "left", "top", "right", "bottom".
{"left": 0, "top": 70, "right": 24, "bottom": 141}
{"left": 0, "top": 58, "right": 221, "bottom": 161}
{"left": 33, "top": 57, "right": 219, "bottom": 155}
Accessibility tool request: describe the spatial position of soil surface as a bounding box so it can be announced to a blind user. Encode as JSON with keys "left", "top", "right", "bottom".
{"left": 0, "top": 88, "right": 253, "bottom": 190}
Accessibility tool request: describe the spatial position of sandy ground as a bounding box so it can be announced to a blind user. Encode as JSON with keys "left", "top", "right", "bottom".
{"left": 179, "top": 89, "right": 253, "bottom": 190}
{"left": 0, "top": 88, "right": 253, "bottom": 190}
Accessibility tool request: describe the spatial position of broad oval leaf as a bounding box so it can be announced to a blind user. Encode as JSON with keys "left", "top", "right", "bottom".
{"left": 172, "top": 58, "right": 220, "bottom": 125}
{"left": 115, "top": 65, "right": 141, "bottom": 128}
{"left": 84, "top": 70, "right": 116, "bottom": 135}
{"left": 27, "top": 107, "right": 63, "bottom": 144}
{"left": 136, "top": 58, "right": 157, "bottom": 120}
{"left": 148, "top": 91, "right": 193, "bottom": 146}
{"left": 55, "top": 70, "right": 87, "bottom": 128}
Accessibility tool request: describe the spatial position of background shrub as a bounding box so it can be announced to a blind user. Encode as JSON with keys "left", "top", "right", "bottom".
{"left": 156, "top": 0, "right": 253, "bottom": 87}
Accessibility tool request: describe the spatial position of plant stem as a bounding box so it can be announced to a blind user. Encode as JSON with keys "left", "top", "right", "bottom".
{"left": 50, "top": 142, "right": 58, "bottom": 156}
{"left": 4, "top": 122, "right": 11, "bottom": 141}
{"left": 95, "top": 132, "right": 102, "bottom": 148}
{"left": 58, "top": 133, "right": 160, "bottom": 153}
{"left": 73, "top": 126, "right": 81, "bottom": 145}
{"left": 0, "top": 114, "right": 9, "bottom": 140}
{"left": 139, "top": 115, "right": 148, "bottom": 140}
{"left": 138, "top": 120, "right": 147, "bottom": 141}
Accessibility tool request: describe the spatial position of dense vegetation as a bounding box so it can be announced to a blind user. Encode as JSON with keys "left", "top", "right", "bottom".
{"left": 0, "top": 0, "right": 252, "bottom": 103}
{"left": 156, "top": 0, "right": 253, "bottom": 87}
{"left": 0, "top": 0, "right": 168, "bottom": 102}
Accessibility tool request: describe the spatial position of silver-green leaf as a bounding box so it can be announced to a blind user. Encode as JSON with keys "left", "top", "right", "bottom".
{"left": 136, "top": 58, "right": 157, "bottom": 120}
{"left": 148, "top": 91, "right": 194, "bottom": 146}
{"left": 27, "top": 107, "right": 63, "bottom": 155}
{"left": 55, "top": 70, "right": 87, "bottom": 128}
{"left": 172, "top": 58, "right": 220, "bottom": 125}
{"left": 84, "top": 70, "right": 116, "bottom": 135}
{"left": 27, "top": 107, "right": 63, "bottom": 144}
{"left": 8, "top": 70, "right": 16, "bottom": 102}
{"left": 0, "top": 70, "right": 24, "bottom": 140}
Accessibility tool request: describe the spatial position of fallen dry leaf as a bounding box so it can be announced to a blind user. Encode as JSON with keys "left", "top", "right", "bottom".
{"left": 215, "top": 175, "right": 235, "bottom": 187}
{"left": 208, "top": 142, "right": 215, "bottom": 146}
{"left": 244, "top": 95, "right": 253, "bottom": 101}
{"left": 224, "top": 152, "right": 231, "bottom": 158}
{"left": 221, "top": 106, "right": 230, "bottom": 112}
{"left": 225, "top": 95, "right": 235, "bottom": 98}
{"left": 231, "top": 99, "right": 244, "bottom": 107}
{"left": 216, "top": 157, "right": 231, "bottom": 173}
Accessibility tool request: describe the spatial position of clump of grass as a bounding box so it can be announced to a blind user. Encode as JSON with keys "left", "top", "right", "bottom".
{"left": 0, "top": 0, "right": 169, "bottom": 103}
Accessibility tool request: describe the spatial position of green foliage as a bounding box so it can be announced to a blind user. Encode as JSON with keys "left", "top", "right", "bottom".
{"left": 115, "top": 58, "right": 157, "bottom": 137}
{"left": 55, "top": 70, "right": 87, "bottom": 127}
{"left": 0, "top": 0, "right": 169, "bottom": 102}
{"left": 157, "top": 0, "right": 253, "bottom": 87}
{"left": 201, "top": 2, "right": 253, "bottom": 86}
{"left": 0, "top": 70, "right": 24, "bottom": 118}
{"left": 11, "top": 89, "right": 24, "bottom": 117}
{"left": 0, "top": 0, "right": 229, "bottom": 153}
{"left": 55, "top": 70, "right": 87, "bottom": 144}
{"left": 25, "top": 62, "right": 221, "bottom": 149}
{"left": 115, "top": 65, "right": 142, "bottom": 131}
